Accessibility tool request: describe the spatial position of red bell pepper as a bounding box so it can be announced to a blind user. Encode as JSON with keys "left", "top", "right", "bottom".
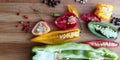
{"left": 80, "top": 13, "right": 101, "bottom": 22}
{"left": 82, "top": 40, "right": 119, "bottom": 48}
{"left": 54, "top": 12, "right": 78, "bottom": 30}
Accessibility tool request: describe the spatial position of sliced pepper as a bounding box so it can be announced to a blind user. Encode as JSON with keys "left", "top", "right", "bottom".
{"left": 32, "top": 28, "right": 80, "bottom": 44}
{"left": 32, "top": 20, "right": 50, "bottom": 36}
{"left": 82, "top": 40, "right": 119, "bottom": 48}
{"left": 94, "top": 3, "right": 114, "bottom": 21}
{"left": 54, "top": 12, "right": 78, "bottom": 30}
{"left": 32, "top": 42, "right": 119, "bottom": 60}
{"left": 67, "top": 4, "right": 82, "bottom": 31}
{"left": 88, "top": 22, "right": 118, "bottom": 40}
{"left": 80, "top": 13, "right": 101, "bottom": 22}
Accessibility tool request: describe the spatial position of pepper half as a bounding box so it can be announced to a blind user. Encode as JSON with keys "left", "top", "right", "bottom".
{"left": 32, "top": 28, "right": 80, "bottom": 44}
{"left": 31, "top": 42, "right": 119, "bottom": 60}
{"left": 80, "top": 13, "right": 101, "bottom": 22}
{"left": 82, "top": 40, "right": 119, "bottom": 48}
{"left": 94, "top": 3, "right": 114, "bottom": 21}
{"left": 88, "top": 22, "right": 118, "bottom": 40}
{"left": 32, "top": 20, "right": 50, "bottom": 36}
{"left": 54, "top": 12, "right": 78, "bottom": 30}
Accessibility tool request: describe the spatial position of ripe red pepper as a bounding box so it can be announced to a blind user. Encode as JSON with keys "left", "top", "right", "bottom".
{"left": 82, "top": 40, "right": 119, "bottom": 48}
{"left": 54, "top": 12, "right": 78, "bottom": 30}
{"left": 80, "top": 14, "right": 101, "bottom": 22}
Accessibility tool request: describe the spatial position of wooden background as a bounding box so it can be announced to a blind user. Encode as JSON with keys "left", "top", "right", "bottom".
{"left": 0, "top": 0, "right": 120, "bottom": 60}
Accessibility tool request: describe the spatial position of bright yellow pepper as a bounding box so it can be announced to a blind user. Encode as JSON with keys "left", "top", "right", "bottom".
{"left": 32, "top": 28, "right": 80, "bottom": 44}
{"left": 94, "top": 3, "right": 114, "bottom": 21}
{"left": 67, "top": 5, "right": 79, "bottom": 17}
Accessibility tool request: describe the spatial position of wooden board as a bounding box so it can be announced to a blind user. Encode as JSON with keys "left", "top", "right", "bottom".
{"left": 0, "top": 0, "right": 120, "bottom": 60}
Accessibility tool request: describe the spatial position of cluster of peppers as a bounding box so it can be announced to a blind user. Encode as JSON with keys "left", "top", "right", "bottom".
{"left": 80, "top": 3, "right": 114, "bottom": 22}
{"left": 31, "top": 5, "right": 81, "bottom": 44}
{"left": 31, "top": 4, "right": 119, "bottom": 60}
{"left": 79, "top": 4, "right": 119, "bottom": 60}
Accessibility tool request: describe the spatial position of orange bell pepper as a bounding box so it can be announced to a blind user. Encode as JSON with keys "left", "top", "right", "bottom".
{"left": 32, "top": 20, "right": 50, "bottom": 36}
{"left": 32, "top": 28, "right": 80, "bottom": 44}
{"left": 94, "top": 3, "right": 114, "bottom": 21}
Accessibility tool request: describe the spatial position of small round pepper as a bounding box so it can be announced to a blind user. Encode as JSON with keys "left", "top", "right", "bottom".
{"left": 32, "top": 20, "right": 50, "bottom": 36}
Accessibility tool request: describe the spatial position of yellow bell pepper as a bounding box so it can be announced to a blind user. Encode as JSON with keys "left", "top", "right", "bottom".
{"left": 32, "top": 28, "right": 80, "bottom": 44}
{"left": 94, "top": 3, "right": 114, "bottom": 21}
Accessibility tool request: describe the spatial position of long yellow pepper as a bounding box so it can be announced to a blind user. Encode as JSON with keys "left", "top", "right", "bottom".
{"left": 32, "top": 28, "right": 80, "bottom": 44}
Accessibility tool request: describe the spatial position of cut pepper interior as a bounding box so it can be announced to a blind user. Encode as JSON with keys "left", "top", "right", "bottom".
{"left": 32, "top": 28, "right": 80, "bottom": 44}
{"left": 54, "top": 12, "right": 78, "bottom": 30}
{"left": 32, "top": 20, "right": 51, "bottom": 36}
{"left": 94, "top": 3, "right": 114, "bottom": 21}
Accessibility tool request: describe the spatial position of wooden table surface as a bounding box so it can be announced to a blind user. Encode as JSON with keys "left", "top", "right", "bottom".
{"left": 0, "top": 0, "right": 120, "bottom": 60}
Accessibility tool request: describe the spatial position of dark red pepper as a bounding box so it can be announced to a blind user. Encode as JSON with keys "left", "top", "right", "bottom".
{"left": 80, "top": 13, "right": 101, "bottom": 22}
{"left": 54, "top": 12, "right": 78, "bottom": 30}
{"left": 82, "top": 40, "right": 119, "bottom": 48}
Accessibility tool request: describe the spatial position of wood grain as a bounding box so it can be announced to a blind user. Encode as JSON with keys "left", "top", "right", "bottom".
{"left": 0, "top": 0, "right": 120, "bottom": 60}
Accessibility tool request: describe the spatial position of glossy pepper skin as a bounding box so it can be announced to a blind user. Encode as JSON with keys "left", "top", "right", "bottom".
{"left": 67, "top": 5, "right": 79, "bottom": 17}
{"left": 80, "top": 13, "right": 101, "bottom": 22}
{"left": 82, "top": 40, "right": 119, "bottom": 48}
{"left": 88, "top": 22, "right": 118, "bottom": 40}
{"left": 32, "top": 42, "right": 119, "bottom": 60}
{"left": 32, "top": 28, "right": 80, "bottom": 44}
{"left": 54, "top": 12, "right": 78, "bottom": 30}
{"left": 94, "top": 3, "right": 114, "bottom": 21}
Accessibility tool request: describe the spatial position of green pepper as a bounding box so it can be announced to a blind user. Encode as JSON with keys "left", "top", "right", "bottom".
{"left": 51, "top": 13, "right": 61, "bottom": 17}
{"left": 31, "top": 42, "right": 119, "bottom": 60}
{"left": 88, "top": 22, "right": 118, "bottom": 40}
